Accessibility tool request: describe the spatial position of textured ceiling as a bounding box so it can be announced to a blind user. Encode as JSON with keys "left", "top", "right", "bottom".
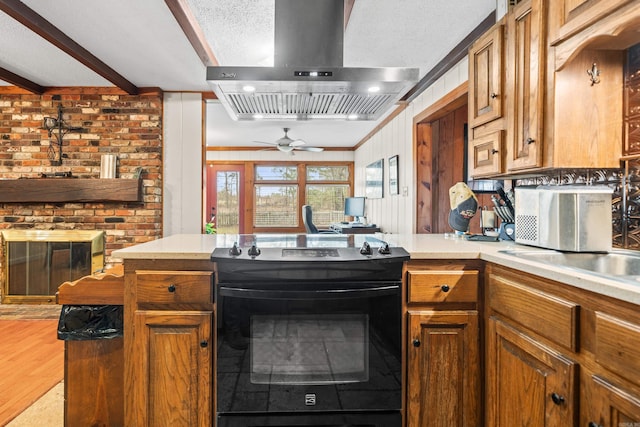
{"left": 0, "top": 0, "right": 496, "bottom": 149}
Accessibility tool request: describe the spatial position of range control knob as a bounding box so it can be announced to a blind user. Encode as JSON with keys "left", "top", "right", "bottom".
{"left": 248, "top": 243, "right": 261, "bottom": 257}
{"left": 378, "top": 242, "right": 391, "bottom": 255}
{"left": 229, "top": 242, "right": 242, "bottom": 256}
{"left": 360, "top": 241, "right": 372, "bottom": 256}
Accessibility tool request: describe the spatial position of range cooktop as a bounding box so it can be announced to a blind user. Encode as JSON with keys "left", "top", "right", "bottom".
{"left": 211, "top": 234, "right": 409, "bottom": 282}
{"left": 211, "top": 234, "right": 409, "bottom": 263}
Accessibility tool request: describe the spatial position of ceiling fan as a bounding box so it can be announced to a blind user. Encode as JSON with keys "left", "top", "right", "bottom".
{"left": 254, "top": 128, "right": 324, "bottom": 154}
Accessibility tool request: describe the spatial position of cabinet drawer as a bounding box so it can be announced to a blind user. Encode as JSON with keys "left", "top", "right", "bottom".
{"left": 489, "top": 275, "right": 579, "bottom": 351}
{"left": 595, "top": 312, "right": 640, "bottom": 386}
{"left": 136, "top": 271, "right": 213, "bottom": 304}
{"left": 408, "top": 270, "right": 478, "bottom": 303}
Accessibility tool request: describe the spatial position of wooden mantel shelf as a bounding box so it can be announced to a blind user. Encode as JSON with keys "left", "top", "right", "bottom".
{"left": 0, "top": 178, "right": 142, "bottom": 203}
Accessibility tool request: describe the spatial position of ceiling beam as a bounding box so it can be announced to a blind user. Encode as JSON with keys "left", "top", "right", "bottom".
{"left": 164, "top": 0, "right": 219, "bottom": 67}
{"left": 0, "top": 66, "right": 45, "bottom": 94}
{"left": 0, "top": 0, "right": 139, "bottom": 95}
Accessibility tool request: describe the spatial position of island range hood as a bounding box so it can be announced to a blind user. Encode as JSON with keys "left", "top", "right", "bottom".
{"left": 206, "top": 0, "right": 419, "bottom": 121}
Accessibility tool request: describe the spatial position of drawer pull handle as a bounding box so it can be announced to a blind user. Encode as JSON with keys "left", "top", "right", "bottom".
{"left": 167, "top": 284, "right": 176, "bottom": 293}
{"left": 441, "top": 285, "right": 450, "bottom": 292}
{"left": 550, "top": 393, "right": 565, "bottom": 405}
{"left": 588, "top": 422, "right": 602, "bottom": 427}
{"left": 200, "top": 340, "right": 208, "bottom": 348}
{"left": 412, "top": 339, "right": 421, "bottom": 348}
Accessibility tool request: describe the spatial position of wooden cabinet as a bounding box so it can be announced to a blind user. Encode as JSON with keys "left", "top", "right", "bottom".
{"left": 468, "top": 23, "right": 505, "bottom": 178}
{"left": 504, "top": 0, "right": 545, "bottom": 172}
{"left": 486, "top": 264, "right": 640, "bottom": 427}
{"left": 549, "top": 0, "right": 635, "bottom": 46}
{"left": 124, "top": 265, "right": 215, "bottom": 427}
{"left": 405, "top": 263, "right": 481, "bottom": 427}
{"left": 467, "top": 0, "right": 628, "bottom": 179}
{"left": 407, "top": 311, "right": 479, "bottom": 427}
{"left": 582, "top": 375, "right": 640, "bottom": 427}
{"left": 469, "top": 24, "right": 504, "bottom": 128}
{"left": 134, "top": 310, "right": 212, "bottom": 427}
{"left": 486, "top": 317, "right": 577, "bottom": 426}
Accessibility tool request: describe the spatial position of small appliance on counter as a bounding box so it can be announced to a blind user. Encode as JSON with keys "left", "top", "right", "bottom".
{"left": 514, "top": 185, "right": 613, "bottom": 252}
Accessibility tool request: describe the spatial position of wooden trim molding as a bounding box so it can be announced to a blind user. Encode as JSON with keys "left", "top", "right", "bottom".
{"left": 413, "top": 82, "right": 468, "bottom": 124}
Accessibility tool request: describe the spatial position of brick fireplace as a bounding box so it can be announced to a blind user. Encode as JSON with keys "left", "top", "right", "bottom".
{"left": 0, "top": 87, "right": 163, "bottom": 264}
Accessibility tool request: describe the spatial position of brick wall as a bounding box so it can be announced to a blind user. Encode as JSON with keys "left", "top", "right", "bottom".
{"left": 0, "top": 88, "right": 163, "bottom": 263}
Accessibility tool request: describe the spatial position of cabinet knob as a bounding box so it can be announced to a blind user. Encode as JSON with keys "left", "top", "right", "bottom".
{"left": 550, "top": 393, "right": 565, "bottom": 405}
{"left": 588, "top": 422, "right": 602, "bottom": 427}
{"left": 412, "top": 339, "right": 421, "bottom": 348}
{"left": 491, "top": 149, "right": 499, "bottom": 155}
{"left": 441, "top": 284, "right": 450, "bottom": 292}
{"left": 526, "top": 137, "right": 535, "bottom": 145}
{"left": 490, "top": 92, "right": 498, "bottom": 99}
{"left": 200, "top": 340, "right": 208, "bottom": 348}
{"left": 167, "top": 284, "right": 176, "bottom": 293}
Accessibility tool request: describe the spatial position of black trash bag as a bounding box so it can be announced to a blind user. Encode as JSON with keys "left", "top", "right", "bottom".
{"left": 57, "top": 305, "right": 123, "bottom": 340}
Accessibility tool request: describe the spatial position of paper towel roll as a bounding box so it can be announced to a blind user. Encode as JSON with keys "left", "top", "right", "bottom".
{"left": 100, "top": 154, "right": 117, "bottom": 179}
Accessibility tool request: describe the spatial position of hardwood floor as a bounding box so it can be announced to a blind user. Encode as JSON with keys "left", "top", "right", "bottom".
{"left": 0, "top": 311, "right": 64, "bottom": 426}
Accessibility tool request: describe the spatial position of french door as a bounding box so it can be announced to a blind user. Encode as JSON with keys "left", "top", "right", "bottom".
{"left": 206, "top": 164, "right": 245, "bottom": 234}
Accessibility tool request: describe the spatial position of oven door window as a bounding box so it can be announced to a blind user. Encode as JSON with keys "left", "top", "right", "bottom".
{"left": 251, "top": 313, "right": 368, "bottom": 385}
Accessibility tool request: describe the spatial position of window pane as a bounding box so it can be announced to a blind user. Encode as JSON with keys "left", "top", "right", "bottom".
{"left": 255, "top": 166, "right": 298, "bottom": 181}
{"left": 307, "top": 166, "right": 349, "bottom": 181}
{"left": 306, "top": 185, "right": 350, "bottom": 227}
{"left": 255, "top": 185, "right": 298, "bottom": 227}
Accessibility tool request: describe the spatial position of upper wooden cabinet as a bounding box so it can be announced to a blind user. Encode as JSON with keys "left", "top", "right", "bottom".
{"left": 504, "top": 0, "right": 545, "bottom": 172}
{"left": 467, "top": 0, "right": 628, "bottom": 179}
{"left": 468, "top": 22, "right": 505, "bottom": 178}
{"left": 469, "top": 24, "right": 504, "bottom": 128}
{"left": 549, "top": 0, "right": 640, "bottom": 65}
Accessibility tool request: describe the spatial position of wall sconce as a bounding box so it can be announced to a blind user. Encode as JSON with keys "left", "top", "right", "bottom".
{"left": 41, "top": 104, "right": 83, "bottom": 166}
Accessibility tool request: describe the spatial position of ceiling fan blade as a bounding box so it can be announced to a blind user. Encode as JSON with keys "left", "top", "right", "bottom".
{"left": 253, "top": 140, "right": 277, "bottom": 146}
{"left": 294, "top": 146, "right": 324, "bottom": 152}
{"left": 290, "top": 139, "right": 306, "bottom": 147}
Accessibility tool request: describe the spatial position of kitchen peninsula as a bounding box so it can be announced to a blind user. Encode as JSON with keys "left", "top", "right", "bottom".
{"left": 109, "top": 234, "right": 640, "bottom": 426}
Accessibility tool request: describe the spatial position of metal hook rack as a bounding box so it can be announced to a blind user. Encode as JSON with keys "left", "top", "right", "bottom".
{"left": 41, "top": 104, "right": 84, "bottom": 166}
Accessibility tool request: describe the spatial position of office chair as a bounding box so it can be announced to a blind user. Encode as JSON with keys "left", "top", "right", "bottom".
{"left": 302, "top": 205, "right": 337, "bottom": 234}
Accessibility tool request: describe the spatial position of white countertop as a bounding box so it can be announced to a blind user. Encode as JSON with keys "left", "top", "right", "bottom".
{"left": 112, "top": 233, "right": 640, "bottom": 305}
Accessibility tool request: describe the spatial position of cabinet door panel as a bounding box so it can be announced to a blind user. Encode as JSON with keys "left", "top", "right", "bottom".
{"left": 506, "top": 0, "right": 545, "bottom": 172}
{"left": 469, "top": 24, "right": 504, "bottom": 127}
{"left": 487, "top": 317, "right": 577, "bottom": 427}
{"left": 583, "top": 375, "right": 640, "bottom": 426}
{"left": 469, "top": 130, "right": 504, "bottom": 178}
{"left": 133, "top": 310, "right": 212, "bottom": 427}
{"left": 552, "top": 0, "right": 633, "bottom": 43}
{"left": 407, "top": 311, "right": 480, "bottom": 427}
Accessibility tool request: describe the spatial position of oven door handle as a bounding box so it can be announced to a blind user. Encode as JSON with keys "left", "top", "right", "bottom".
{"left": 218, "top": 284, "right": 399, "bottom": 300}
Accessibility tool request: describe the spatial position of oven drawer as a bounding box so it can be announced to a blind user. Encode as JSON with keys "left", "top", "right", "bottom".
{"left": 407, "top": 270, "right": 478, "bottom": 303}
{"left": 135, "top": 271, "right": 213, "bottom": 304}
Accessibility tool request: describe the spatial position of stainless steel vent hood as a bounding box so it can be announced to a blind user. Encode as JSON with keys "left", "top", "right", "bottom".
{"left": 206, "top": 0, "right": 419, "bottom": 121}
